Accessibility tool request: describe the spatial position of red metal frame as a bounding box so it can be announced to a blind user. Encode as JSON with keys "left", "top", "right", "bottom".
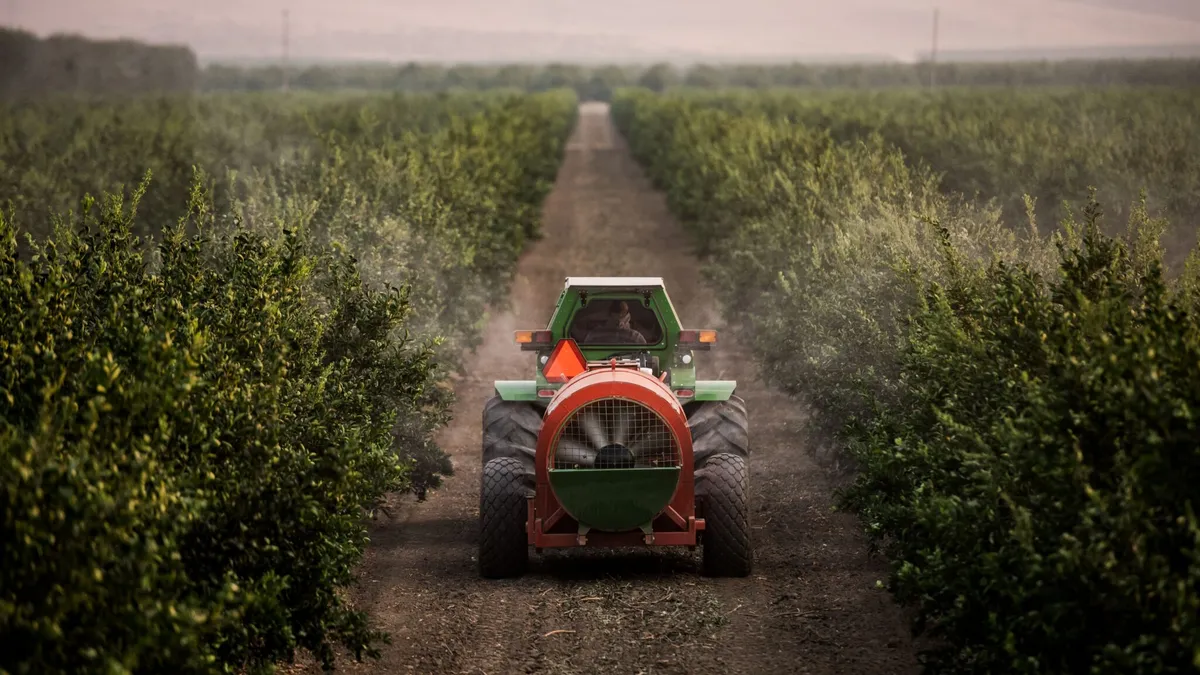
{"left": 527, "top": 359, "right": 704, "bottom": 548}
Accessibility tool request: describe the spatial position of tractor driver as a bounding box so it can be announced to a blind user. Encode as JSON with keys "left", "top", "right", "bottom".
{"left": 583, "top": 300, "right": 647, "bottom": 344}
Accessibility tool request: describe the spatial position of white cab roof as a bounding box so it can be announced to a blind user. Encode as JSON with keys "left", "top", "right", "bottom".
{"left": 564, "top": 276, "right": 665, "bottom": 289}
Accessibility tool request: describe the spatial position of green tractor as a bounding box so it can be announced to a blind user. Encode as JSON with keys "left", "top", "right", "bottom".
{"left": 479, "top": 277, "right": 750, "bottom": 578}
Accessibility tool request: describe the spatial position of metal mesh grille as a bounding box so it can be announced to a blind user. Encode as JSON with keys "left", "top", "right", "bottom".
{"left": 550, "top": 398, "right": 680, "bottom": 470}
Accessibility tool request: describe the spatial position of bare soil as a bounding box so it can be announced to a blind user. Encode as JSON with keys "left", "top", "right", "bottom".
{"left": 298, "top": 103, "right": 921, "bottom": 675}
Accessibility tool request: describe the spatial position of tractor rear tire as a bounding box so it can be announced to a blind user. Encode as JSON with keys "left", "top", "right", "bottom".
{"left": 482, "top": 396, "right": 543, "bottom": 477}
{"left": 479, "top": 457, "right": 530, "bottom": 578}
{"left": 697, "top": 452, "right": 752, "bottom": 577}
{"left": 687, "top": 396, "right": 749, "bottom": 467}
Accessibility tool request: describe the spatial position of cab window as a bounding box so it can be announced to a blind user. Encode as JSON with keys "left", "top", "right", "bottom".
{"left": 567, "top": 298, "right": 664, "bottom": 346}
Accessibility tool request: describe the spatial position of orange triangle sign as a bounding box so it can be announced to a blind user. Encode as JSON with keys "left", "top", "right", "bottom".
{"left": 544, "top": 339, "right": 587, "bottom": 383}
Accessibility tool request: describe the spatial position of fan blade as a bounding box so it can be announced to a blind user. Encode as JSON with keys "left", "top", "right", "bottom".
{"left": 611, "top": 401, "right": 633, "bottom": 446}
{"left": 626, "top": 435, "right": 651, "bottom": 464}
{"left": 627, "top": 423, "right": 675, "bottom": 467}
{"left": 577, "top": 406, "right": 609, "bottom": 450}
{"left": 555, "top": 438, "right": 596, "bottom": 468}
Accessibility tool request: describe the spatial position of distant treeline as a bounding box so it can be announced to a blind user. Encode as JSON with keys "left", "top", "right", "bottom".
{"left": 0, "top": 28, "right": 198, "bottom": 97}
{"left": 3, "top": 27, "right": 1199, "bottom": 99}
{"left": 204, "top": 59, "right": 1200, "bottom": 97}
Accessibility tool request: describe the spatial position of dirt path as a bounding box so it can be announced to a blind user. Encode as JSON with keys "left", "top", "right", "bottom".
{"left": 315, "top": 102, "right": 920, "bottom": 674}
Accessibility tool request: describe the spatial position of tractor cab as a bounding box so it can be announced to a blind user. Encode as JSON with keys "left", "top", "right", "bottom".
{"left": 564, "top": 295, "right": 664, "bottom": 376}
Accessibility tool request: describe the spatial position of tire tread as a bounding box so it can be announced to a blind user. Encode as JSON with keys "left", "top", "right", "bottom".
{"left": 697, "top": 452, "right": 752, "bottom": 577}
{"left": 479, "top": 456, "right": 529, "bottom": 578}
{"left": 688, "top": 396, "right": 749, "bottom": 468}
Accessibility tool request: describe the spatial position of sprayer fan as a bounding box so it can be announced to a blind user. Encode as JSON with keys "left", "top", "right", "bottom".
{"left": 551, "top": 398, "right": 680, "bottom": 470}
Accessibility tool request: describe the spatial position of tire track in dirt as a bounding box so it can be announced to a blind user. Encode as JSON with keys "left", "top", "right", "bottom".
{"left": 307, "top": 102, "right": 920, "bottom": 674}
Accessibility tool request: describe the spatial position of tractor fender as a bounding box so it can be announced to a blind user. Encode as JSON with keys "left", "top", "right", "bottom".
{"left": 493, "top": 380, "right": 539, "bottom": 402}
{"left": 694, "top": 380, "right": 737, "bottom": 401}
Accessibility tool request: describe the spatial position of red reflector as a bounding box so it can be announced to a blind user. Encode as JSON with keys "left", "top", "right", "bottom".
{"left": 537, "top": 389, "right": 556, "bottom": 398}
{"left": 543, "top": 339, "right": 587, "bottom": 383}
{"left": 675, "top": 389, "right": 695, "bottom": 398}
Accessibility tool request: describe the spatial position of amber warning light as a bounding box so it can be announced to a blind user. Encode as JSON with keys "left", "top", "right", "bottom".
{"left": 515, "top": 329, "right": 553, "bottom": 350}
{"left": 678, "top": 329, "right": 717, "bottom": 349}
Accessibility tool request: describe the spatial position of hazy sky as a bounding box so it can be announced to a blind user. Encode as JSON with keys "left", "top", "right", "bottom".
{"left": 7, "top": 0, "right": 1200, "bottom": 62}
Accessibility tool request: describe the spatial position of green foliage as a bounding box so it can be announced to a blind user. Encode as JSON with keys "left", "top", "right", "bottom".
{"left": 1, "top": 185, "right": 417, "bottom": 672}
{"left": 0, "top": 90, "right": 577, "bottom": 672}
{"left": 841, "top": 204, "right": 1200, "bottom": 674}
{"left": 613, "top": 87, "right": 1200, "bottom": 673}
{"left": 664, "top": 87, "right": 1200, "bottom": 265}
{"left": 0, "top": 87, "right": 577, "bottom": 371}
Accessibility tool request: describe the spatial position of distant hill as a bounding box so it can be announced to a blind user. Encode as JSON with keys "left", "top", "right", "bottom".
{"left": 203, "top": 53, "right": 902, "bottom": 68}
{"left": 923, "top": 43, "right": 1200, "bottom": 62}
{"left": 0, "top": 28, "right": 198, "bottom": 96}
